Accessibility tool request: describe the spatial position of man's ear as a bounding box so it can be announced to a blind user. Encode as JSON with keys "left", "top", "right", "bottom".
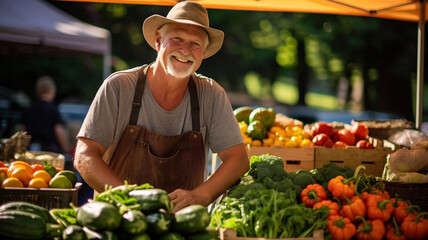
{"left": 155, "top": 34, "right": 161, "bottom": 51}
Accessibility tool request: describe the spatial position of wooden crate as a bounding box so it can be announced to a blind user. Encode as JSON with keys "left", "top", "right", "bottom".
{"left": 246, "top": 146, "right": 315, "bottom": 172}
{"left": 219, "top": 228, "right": 324, "bottom": 240}
{"left": 314, "top": 147, "right": 393, "bottom": 177}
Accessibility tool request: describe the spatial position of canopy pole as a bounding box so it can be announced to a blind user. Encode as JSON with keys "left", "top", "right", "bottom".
{"left": 416, "top": 0, "right": 425, "bottom": 130}
{"left": 103, "top": 32, "right": 112, "bottom": 79}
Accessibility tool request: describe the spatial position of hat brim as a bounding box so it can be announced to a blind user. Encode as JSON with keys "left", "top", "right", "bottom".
{"left": 143, "top": 15, "right": 224, "bottom": 59}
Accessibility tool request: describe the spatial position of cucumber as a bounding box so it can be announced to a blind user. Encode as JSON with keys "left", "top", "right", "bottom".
{"left": 129, "top": 189, "right": 171, "bottom": 213}
{"left": 63, "top": 224, "right": 88, "bottom": 240}
{"left": 121, "top": 209, "right": 147, "bottom": 234}
{"left": 146, "top": 210, "right": 172, "bottom": 236}
{"left": 173, "top": 205, "right": 210, "bottom": 234}
{"left": 0, "top": 210, "right": 46, "bottom": 239}
{"left": 76, "top": 201, "right": 122, "bottom": 231}
{"left": 0, "top": 201, "right": 54, "bottom": 223}
{"left": 159, "top": 232, "right": 185, "bottom": 240}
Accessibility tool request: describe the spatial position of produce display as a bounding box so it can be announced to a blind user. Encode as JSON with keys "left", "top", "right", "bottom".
{"left": 0, "top": 160, "right": 77, "bottom": 189}
{"left": 234, "top": 106, "right": 376, "bottom": 149}
{"left": 211, "top": 154, "right": 428, "bottom": 240}
{"left": 0, "top": 182, "right": 217, "bottom": 240}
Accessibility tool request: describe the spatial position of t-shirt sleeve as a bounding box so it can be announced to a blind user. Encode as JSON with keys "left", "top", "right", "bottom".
{"left": 207, "top": 85, "right": 243, "bottom": 153}
{"left": 77, "top": 77, "right": 120, "bottom": 149}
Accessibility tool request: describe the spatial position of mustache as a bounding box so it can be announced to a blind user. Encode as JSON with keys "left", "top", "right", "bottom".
{"left": 170, "top": 50, "right": 195, "bottom": 62}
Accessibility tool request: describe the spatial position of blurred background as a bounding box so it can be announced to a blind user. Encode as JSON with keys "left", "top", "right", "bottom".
{"left": 1, "top": 0, "right": 427, "bottom": 144}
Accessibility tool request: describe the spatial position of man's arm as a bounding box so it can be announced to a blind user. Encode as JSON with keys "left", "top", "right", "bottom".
{"left": 74, "top": 137, "right": 124, "bottom": 193}
{"left": 169, "top": 143, "right": 249, "bottom": 212}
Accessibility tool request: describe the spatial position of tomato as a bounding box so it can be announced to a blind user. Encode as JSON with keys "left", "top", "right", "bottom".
{"left": 334, "top": 129, "right": 355, "bottom": 146}
{"left": 333, "top": 141, "right": 348, "bottom": 149}
{"left": 356, "top": 139, "right": 375, "bottom": 149}
{"left": 312, "top": 133, "right": 334, "bottom": 148}
{"left": 311, "top": 122, "right": 336, "bottom": 138}
{"left": 31, "top": 164, "right": 44, "bottom": 172}
{"left": 350, "top": 123, "right": 369, "bottom": 139}
{"left": 0, "top": 161, "right": 5, "bottom": 168}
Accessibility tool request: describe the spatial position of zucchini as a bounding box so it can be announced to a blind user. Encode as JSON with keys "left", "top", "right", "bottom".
{"left": 0, "top": 201, "right": 54, "bottom": 223}
{"left": 146, "top": 210, "right": 172, "bottom": 236}
{"left": 159, "top": 232, "right": 185, "bottom": 240}
{"left": 130, "top": 233, "right": 150, "bottom": 240}
{"left": 63, "top": 224, "right": 88, "bottom": 240}
{"left": 121, "top": 209, "right": 147, "bottom": 234}
{"left": 0, "top": 210, "right": 46, "bottom": 239}
{"left": 76, "top": 201, "right": 122, "bottom": 231}
{"left": 83, "top": 227, "right": 118, "bottom": 240}
{"left": 129, "top": 188, "right": 171, "bottom": 213}
{"left": 186, "top": 229, "right": 220, "bottom": 240}
{"left": 173, "top": 205, "right": 210, "bottom": 234}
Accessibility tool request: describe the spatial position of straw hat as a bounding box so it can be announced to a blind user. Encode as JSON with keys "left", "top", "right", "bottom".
{"left": 142, "top": 1, "right": 224, "bottom": 58}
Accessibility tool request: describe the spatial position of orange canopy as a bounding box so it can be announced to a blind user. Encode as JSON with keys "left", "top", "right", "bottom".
{"left": 61, "top": 0, "right": 426, "bottom": 22}
{"left": 59, "top": 0, "right": 426, "bottom": 129}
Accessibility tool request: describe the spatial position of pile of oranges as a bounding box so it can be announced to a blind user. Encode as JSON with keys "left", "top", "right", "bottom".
{"left": 0, "top": 160, "right": 63, "bottom": 188}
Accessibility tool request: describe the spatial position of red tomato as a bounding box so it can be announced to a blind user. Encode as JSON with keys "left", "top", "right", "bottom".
{"left": 356, "top": 139, "right": 375, "bottom": 149}
{"left": 350, "top": 123, "right": 369, "bottom": 139}
{"left": 334, "top": 129, "right": 356, "bottom": 146}
{"left": 312, "top": 133, "right": 334, "bottom": 148}
{"left": 31, "top": 164, "right": 44, "bottom": 173}
{"left": 0, "top": 161, "right": 5, "bottom": 168}
{"left": 311, "top": 122, "right": 335, "bottom": 138}
{"left": 333, "top": 141, "right": 348, "bottom": 149}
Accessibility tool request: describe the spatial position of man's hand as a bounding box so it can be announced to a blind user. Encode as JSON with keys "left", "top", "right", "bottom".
{"left": 169, "top": 189, "right": 209, "bottom": 213}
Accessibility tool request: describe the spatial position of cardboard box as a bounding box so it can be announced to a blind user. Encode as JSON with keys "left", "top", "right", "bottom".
{"left": 246, "top": 146, "right": 315, "bottom": 172}
{"left": 219, "top": 228, "right": 324, "bottom": 240}
{"left": 314, "top": 147, "right": 393, "bottom": 177}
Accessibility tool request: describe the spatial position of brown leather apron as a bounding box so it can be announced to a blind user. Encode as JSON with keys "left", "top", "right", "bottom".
{"left": 108, "top": 65, "right": 205, "bottom": 193}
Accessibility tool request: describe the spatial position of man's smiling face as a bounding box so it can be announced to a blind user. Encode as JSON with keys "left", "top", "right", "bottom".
{"left": 156, "top": 23, "right": 208, "bottom": 79}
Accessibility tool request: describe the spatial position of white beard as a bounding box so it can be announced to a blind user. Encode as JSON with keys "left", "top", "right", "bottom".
{"left": 166, "top": 51, "right": 196, "bottom": 78}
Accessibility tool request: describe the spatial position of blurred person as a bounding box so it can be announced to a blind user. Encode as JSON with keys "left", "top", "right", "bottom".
{"left": 74, "top": 1, "right": 249, "bottom": 213}
{"left": 21, "top": 76, "right": 70, "bottom": 154}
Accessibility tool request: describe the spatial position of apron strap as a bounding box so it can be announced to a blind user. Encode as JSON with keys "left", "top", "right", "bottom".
{"left": 188, "top": 75, "right": 200, "bottom": 132}
{"left": 129, "top": 65, "right": 148, "bottom": 125}
{"left": 129, "top": 65, "right": 200, "bottom": 132}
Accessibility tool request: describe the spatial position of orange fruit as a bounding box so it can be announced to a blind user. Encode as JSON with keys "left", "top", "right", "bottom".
{"left": 31, "top": 164, "right": 44, "bottom": 173}
{"left": 33, "top": 170, "right": 52, "bottom": 184}
{"left": 10, "top": 161, "right": 33, "bottom": 175}
{"left": 10, "top": 167, "right": 33, "bottom": 187}
{"left": 0, "top": 167, "right": 8, "bottom": 174}
{"left": 56, "top": 167, "right": 63, "bottom": 172}
{"left": 7, "top": 165, "right": 32, "bottom": 178}
{"left": 28, "top": 178, "right": 49, "bottom": 188}
{"left": 2, "top": 177, "right": 24, "bottom": 188}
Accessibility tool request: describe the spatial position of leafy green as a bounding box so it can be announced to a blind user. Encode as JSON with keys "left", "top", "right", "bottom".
{"left": 210, "top": 188, "right": 328, "bottom": 238}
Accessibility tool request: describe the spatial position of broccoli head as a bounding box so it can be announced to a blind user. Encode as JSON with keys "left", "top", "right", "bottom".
{"left": 227, "top": 182, "right": 266, "bottom": 198}
{"left": 293, "top": 171, "right": 316, "bottom": 189}
{"left": 247, "top": 154, "right": 288, "bottom": 182}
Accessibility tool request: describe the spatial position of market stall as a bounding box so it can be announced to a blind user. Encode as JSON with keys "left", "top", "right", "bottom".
{"left": 0, "top": 1, "right": 427, "bottom": 239}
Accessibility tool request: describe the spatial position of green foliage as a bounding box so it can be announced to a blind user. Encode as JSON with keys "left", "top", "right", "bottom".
{"left": 210, "top": 188, "right": 329, "bottom": 238}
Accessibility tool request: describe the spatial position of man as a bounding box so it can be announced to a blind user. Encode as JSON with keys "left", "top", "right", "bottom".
{"left": 74, "top": 1, "right": 249, "bottom": 213}
{"left": 22, "top": 76, "right": 70, "bottom": 154}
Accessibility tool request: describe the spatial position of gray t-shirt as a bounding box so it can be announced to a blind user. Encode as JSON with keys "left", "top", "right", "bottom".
{"left": 78, "top": 65, "right": 243, "bottom": 178}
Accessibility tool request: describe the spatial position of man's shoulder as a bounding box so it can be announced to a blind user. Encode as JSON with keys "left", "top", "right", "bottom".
{"left": 106, "top": 65, "right": 144, "bottom": 82}
{"left": 192, "top": 72, "right": 223, "bottom": 91}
